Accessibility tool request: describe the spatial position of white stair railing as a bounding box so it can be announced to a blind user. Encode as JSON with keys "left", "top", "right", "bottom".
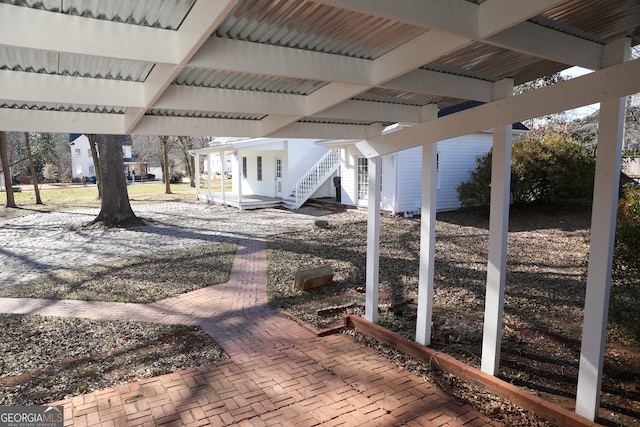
{"left": 289, "top": 150, "right": 339, "bottom": 209}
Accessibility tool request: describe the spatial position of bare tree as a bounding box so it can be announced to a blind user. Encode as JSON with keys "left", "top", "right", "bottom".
{"left": 161, "top": 135, "right": 172, "bottom": 194}
{"left": 175, "top": 136, "right": 209, "bottom": 187}
{"left": 0, "top": 131, "right": 17, "bottom": 208}
{"left": 24, "top": 132, "right": 42, "bottom": 204}
{"left": 87, "top": 134, "right": 103, "bottom": 198}
{"left": 89, "top": 134, "right": 141, "bottom": 227}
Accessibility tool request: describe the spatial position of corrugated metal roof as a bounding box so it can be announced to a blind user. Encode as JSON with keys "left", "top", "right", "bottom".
{"left": 174, "top": 68, "right": 326, "bottom": 95}
{"left": 0, "top": 0, "right": 195, "bottom": 30}
{"left": 215, "top": 0, "right": 426, "bottom": 60}
{"left": 424, "top": 42, "right": 564, "bottom": 85}
{"left": 532, "top": 0, "right": 640, "bottom": 45}
{"left": 298, "top": 117, "right": 389, "bottom": 127}
{"left": 146, "top": 109, "right": 265, "bottom": 120}
{"left": 0, "top": 99, "right": 126, "bottom": 114}
{"left": 353, "top": 87, "right": 464, "bottom": 109}
{"left": 0, "top": 46, "right": 153, "bottom": 81}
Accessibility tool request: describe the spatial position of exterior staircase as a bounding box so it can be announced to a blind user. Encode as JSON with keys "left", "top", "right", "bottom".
{"left": 283, "top": 150, "right": 340, "bottom": 210}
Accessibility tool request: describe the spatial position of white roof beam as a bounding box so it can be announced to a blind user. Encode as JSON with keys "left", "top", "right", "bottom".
{"left": 381, "top": 69, "right": 494, "bottom": 103}
{"left": 0, "top": 70, "right": 143, "bottom": 108}
{"left": 132, "top": 116, "right": 262, "bottom": 138}
{"left": 269, "top": 122, "right": 375, "bottom": 140}
{"left": 189, "top": 37, "right": 371, "bottom": 84}
{"left": 0, "top": 108, "right": 124, "bottom": 134}
{"left": 0, "top": 3, "right": 178, "bottom": 64}
{"left": 372, "top": 31, "right": 470, "bottom": 84}
{"left": 485, "top": 21, "right": 602, "bottom": 70}
{"left": 124, "top": 0, "right": 239, "bottom": 134}
{"left": 357, "top": 56, "right": 640, "bottom": 157}
{"left": 312, "top": 100, "right": 426, "bottom": 124}
{"left": 262, "top": 30, "right": 472, "bottom": 135}
{"left": 155, "top": 86, "right": 306, "bottom": 116}
{"left": 155, "top": 86, "right": 420, "bottom": 124}
{"left": 318, "top": 0, "right": 602, "bottom": 69}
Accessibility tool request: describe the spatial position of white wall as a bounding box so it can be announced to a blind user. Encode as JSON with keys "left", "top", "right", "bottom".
{"left": 237, "top": 149, "right": 281, "bottom": 197}
{"left": 437, "top": 133, "right": 493, "bottom": 211}
{"left": 69, "top": 134, "right": 96, "bottom": 179}
{"left": 395, "top": 147, "right": 423, "bottom": 213}
{"left": 286, "top": 139, "right": 331, "bottom": 195}
{"left": 337, "top": 133, "right": 494, "bottom": 213}
{"left": 340, "top": 146, "right": 359, "bottom": 206}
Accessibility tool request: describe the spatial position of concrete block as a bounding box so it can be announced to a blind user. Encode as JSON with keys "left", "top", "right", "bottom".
{"left": 294, "top": 265, "right": 334, "bottom": 291}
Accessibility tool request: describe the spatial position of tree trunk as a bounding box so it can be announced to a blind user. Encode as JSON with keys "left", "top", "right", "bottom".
{"left": 87, "top": 134, "right": 103, "bottom": 199}
{"left": 188, "top": 154, "right": 196, "bottom": 187}
{"left": 24, "top": 132, "right": 43, "bottom": 204}
{"left": 162, "top": 136, "right": 172, "bottom": 194}
{"left": 0, "top": 131, "right": 17, "bottom": 208}
{"left": 90, "top": 134, "right": 141, "bottom": 227}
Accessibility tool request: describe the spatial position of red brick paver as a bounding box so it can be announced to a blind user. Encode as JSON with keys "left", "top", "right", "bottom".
{"left": 4, "top": 239, "right": 500, "bottom": 426}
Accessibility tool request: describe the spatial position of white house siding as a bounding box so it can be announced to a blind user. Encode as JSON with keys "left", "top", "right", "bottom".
{"left": 380, "top": 154, "right": 397, "bottom": 213}
{"left": 436, "top": 133, "right": 493, "bottom": 211}
{"left": 286, "top": 140, "right": 331, "bottom": 196}
{"left": 394, "top": 147, "right": 424, "bottom": 214}
{"left": 339, "top": 146, "right": 359, "bottom": 207}
{"left": 69, "top": 134, "right": 96, "bottom": 180}
{"left": 235, "top": 149, "right": 282, "bottom": 198}
{"left": 336, "top": 133, "right": 495, "bottom": 213}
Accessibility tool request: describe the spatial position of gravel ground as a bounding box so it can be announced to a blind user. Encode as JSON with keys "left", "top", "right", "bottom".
{"left": 0, "top": 315, "right": 226, "bottom": 405}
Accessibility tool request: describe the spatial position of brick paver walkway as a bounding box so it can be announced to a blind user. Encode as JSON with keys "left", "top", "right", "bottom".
{"left": 2, "top": 238, "right": 500, "bottom": 426}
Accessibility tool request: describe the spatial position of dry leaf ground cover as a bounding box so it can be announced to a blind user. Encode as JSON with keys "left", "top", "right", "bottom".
{"left": 0, "top": 242, "right": 235, "bottom": 404}
{"left": 266, "top": 203, "right": 640, "bottom": 426}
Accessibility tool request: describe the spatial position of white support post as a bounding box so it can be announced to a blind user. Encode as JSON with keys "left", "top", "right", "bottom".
{"left": 416, "top": 104, "right": 439, "bottom": 346}
{"left": 481, "top": 78, "right": 514, "bottom": 375}
{"left": 365, "top": 156, "right": 382, "bottom": 323}
{"left": 237, "top": 150, "right": 243, "bottom": 204}
{"left": 576, "top": 38, "right": 630, "bottom": 421}
{"left": 207, "top": 153, "right": 212, "bottom": 201}
{"left": 220, "top": 151, "right": 226, "bottom": 204}
{"left": 195, "top": 153, "right": 201, "bottom": 200}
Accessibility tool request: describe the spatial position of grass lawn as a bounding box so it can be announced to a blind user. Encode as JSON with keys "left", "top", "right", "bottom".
{"left": 0, "top": 179, "right": 232, "bottom": 220}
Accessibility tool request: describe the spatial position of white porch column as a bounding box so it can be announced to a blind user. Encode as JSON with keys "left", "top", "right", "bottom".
{"left": 220, "top": 151, "right": 226, "bottom": 204}
{"left": 416, "top": 104, "right": 439, "bottom": 346}
{"left": 237, "top": 150, "right": 243, "bottom": 204}
{"left": 576, "top": 38, "right": 630, "bottom": 421}
{"left": 365, "top": 156, "right": 382, "bottom": 323}
{"left": 207, "top": 153, "right": 212, "bottom": 200}
{"left": 194, "top": 153, "right": 201, "bottom": 200}
{"left": 481, "top": 78, "right": 514, "bottom": 375}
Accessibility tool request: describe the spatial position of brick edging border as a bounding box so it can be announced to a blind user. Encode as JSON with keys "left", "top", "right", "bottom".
{"left": 277, "top": 309, "right": 347, "bottom": 337}
{"left": 344, "top": 315, "right": 601, "bottom": 427}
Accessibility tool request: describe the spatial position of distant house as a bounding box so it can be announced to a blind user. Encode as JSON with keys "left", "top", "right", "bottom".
{"left": 69, "top": 134, "right": 97, "bottom": 182}
{"left": 69, "top": 134, "right": 153, "bottom": 182}
{"left": 193, "top": 103, "right": 527, "bottom": 212}
{"left": 320, "top": 102, "right": 529, "bottom": 214}
{"left": 191, "top": 138, "right": 336, "bottom": 210}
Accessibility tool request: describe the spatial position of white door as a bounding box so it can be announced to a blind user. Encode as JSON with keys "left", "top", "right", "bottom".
{"left": 275, "top": 158, "right": 283, "bottom": 198}
{"left": 357, "top": 156, "right": 368, "bottom": 205}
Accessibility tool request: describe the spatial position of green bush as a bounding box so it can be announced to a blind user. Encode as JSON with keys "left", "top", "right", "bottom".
{"left": 614, "top": 183, "right": 640, "bottom": 279}
{"left": 169, "top": 169, "right": 184, "bottom": 184}
{"left": 611, "top": 183, "right": 640, "bottom": 339}
{"left": 457, "top": 133, "right": 596, "bottom": 208}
